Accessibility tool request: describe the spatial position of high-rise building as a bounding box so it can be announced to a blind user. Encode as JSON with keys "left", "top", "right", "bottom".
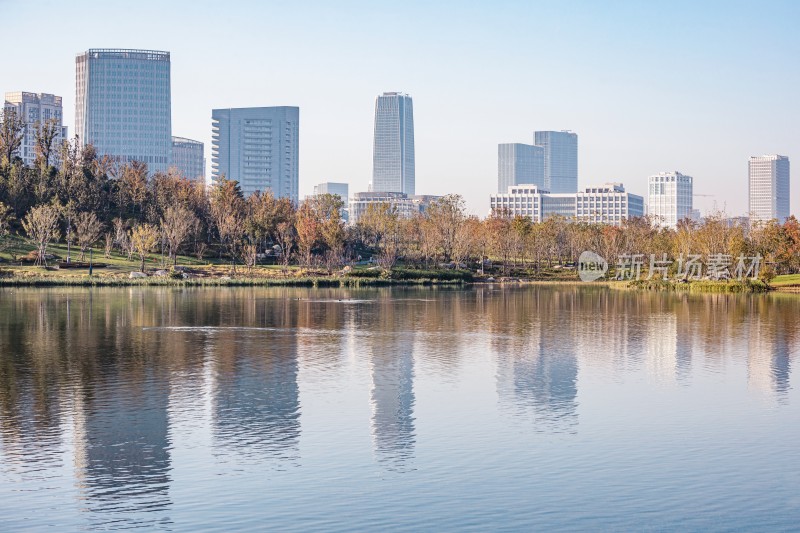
{"left": 749, "top": 155, "right": 790, "bottom": 224}
{"left": 171, "top": 136, "right": 205, "bottom": 181}
{"left": 490, "top": 182, "right": 643, "bottom": 226}
{"left": 498, "top": 143, "right": 544, "bottom": 192}
{"left": 211, "top": 107, "right": 299, "bottom": 202}
{"left": 372, "top": 92, "right": 414, "bottom": 195}
{"left": 75, "top": 49, "right": 172, "bottom": 173}
{"left": 647, "top": 171, "right": 693, "bottom": 228}
{"left": 3, "top": 92, "right": 68, "bottom": 167}
{"left": 534, "top": 130, "right": 578, "bottom": 193}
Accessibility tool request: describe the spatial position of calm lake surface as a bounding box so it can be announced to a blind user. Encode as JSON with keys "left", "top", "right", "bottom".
{"left": 0, "top": 286, "right": 798, "bottom": 531}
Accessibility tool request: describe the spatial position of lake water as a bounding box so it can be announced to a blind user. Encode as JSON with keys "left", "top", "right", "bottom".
{"left": 0, "top": 286, "right": 798, "bottom": 531}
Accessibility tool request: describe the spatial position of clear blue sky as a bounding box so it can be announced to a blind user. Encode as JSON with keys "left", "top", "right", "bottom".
{"left": 2, "top": 0, "right": 798, "bottom": 216}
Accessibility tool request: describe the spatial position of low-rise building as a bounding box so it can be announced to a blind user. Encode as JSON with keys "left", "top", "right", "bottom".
{"left": 575, "top": 183, "right": 645, "bottom": 225}
{"left": 349, "top": 192, "right": 440, "bottom": 225}
{"left": 490, "top": 183, "right": 643, "bottom": 226}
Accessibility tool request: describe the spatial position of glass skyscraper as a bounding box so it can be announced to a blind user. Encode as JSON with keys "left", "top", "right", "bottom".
{"left": 498, "top": 143, "right": 544, "bottom": 192}
{"left": 171, "top": 136, "right": 205, "bottom": 181}
{"left": 75, "top": 49, "right": 172, "bottom": 173}
{"left": 372, "top": 92, "right": 414, "bottom": 195}
{"left": 534, "top": 130, "right": 578, "bottom": 194}
{"left": 749, "top": 155, "right": 790, "bottom": 224}
{"left": 211, "top": 107, "right": 299, "bottom": 202}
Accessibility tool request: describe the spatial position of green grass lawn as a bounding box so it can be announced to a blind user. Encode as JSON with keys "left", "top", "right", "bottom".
{"left": 2, "top": 237, "right": 204, "bottom": 271}
{"left": 0, "top": 237, "right": 297, "bottom": 280}
{"left": 769, "top": 274, "right": 800, "bottom": 287}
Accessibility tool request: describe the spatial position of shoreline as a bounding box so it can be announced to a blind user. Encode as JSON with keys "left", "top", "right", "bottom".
{"left": 0, "top": 273, "right": 788, "bottom": 293}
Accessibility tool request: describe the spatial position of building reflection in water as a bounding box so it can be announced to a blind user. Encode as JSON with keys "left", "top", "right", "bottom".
{"left": 365, "top": 297, "right": 416, "bottom": 470}
{"left": 747, "top": 298, "right": 793, "bottom": 402}
{"left": 5, "top": 290, "right": 176, "bottom": 529}
{"left": 491, "top": 288, "right": 578, "bottom": 432}
{"left": 212, "top": 335, "right": 300, "bottom": 462}
{"left": 201, "top": 293, "right": 301, "bottom": 463}
{"left": 0, "top": 286, "right": 798, "bottom": 528}
{"left": 76, "top": 375, "right": 172, "bottom": 522}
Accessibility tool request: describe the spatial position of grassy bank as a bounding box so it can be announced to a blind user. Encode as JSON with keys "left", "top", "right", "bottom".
{"left": 0, "top": 239, "right": 787, "bottom": 293}
{"left": 628, "top": 278, "right": 771, "bottom": 293}
{"left": 0, "top": 264, "right": 476, "bottom": 288}
{"left": 769, "top": 274, "right": 800, "bottom": 291}
{"left": 0, "top": 271, "right": 472, "bottom": 288}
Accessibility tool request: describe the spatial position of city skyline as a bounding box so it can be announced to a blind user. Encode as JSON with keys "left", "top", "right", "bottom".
{"left": 2, "top": 0, "right": 798, "bottom": 216}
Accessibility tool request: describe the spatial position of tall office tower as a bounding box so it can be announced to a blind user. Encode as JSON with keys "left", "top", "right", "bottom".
{"left": 372, "top": 92, "right": 414, "bottom": 194}
{"left": 171, "top": 136, "right": 205, "bottom": 181}
{"left": 647, "top": 171, "right": 693, "bottom": 228}
{"left": 3, "top": 92, "right": 68, "bottom": 167}
{"left": 498, "top": 143, "right": 544, "bottom": 192}
{"left": 749, "top": 155, "right": 790, "bottom": 224}
{"left": 211, "top": 107, "right": 299, "bottom": 202}
{"left": 534, "top": 130, "right": 578, "bottom": 193}
{"left": 75, "top": 49, "right": 172, "bottom": 173}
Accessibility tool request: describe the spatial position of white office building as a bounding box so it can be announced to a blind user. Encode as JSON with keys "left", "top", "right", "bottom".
{"left": 372, "top": 92, "right": 414, "bottom": 195}
{"left": 534, "top": 130, "right": 578, "bottom": 193}
{"left": 211, "top": 107, "right": 299, "bottom": 202}
{"left": 171, "top": 136, "right": 205, "bottom": 181}
{"left": 75, "top": 49, "right": 172, "bottom": 173}
{"left": 576, "top": 183, "right": 645, "bottom": 225}
{"left": 3, "top": 92, "right": 68, "bottom": 167}
{"left": 749, "top": 155, "right": 790, "bottom": 224}
{"left": 490, "top": 185, "right": 572, "bottom": 222}
{"left": 498, "top": 143, "right": 544, "bottom": 193}
{"left": 490, "top": 183, "right": 643, "bottom": 226}
{"left": 647, "top": 171, "right": 693, "bottom": 228}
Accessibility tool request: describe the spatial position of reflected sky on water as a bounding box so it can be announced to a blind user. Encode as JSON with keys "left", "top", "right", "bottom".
{"left": 0, "top": 286, "right": 798, "bottom": 531}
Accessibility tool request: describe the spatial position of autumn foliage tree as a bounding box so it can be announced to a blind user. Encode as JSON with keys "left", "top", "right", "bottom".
{"left": 0, "top": 109, "right": 25, "bottom": 166}
{"left": 295, "top": 200, "right": 320, "bottom": 267}
{"left": 74, "top": 211, "right": 104, "bottom": 261}
{"left": 129, "top": 224, "right": 160, "bottom": 272}
{"left": 21, "top": 204, "right": 61, "bottom": 266}
{"left": 209, "top": 176, "right": 245, "bottom": 271}
{"left": 0, "top": 202, "right": 15, "bottom": 255}
{"left": 161, "top": 205, "right": 197, "bottom": 265}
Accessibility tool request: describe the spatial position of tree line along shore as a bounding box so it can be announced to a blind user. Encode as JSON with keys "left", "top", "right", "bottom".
{"left": 1, "top": 132, "right": 799, "bottom": 292}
